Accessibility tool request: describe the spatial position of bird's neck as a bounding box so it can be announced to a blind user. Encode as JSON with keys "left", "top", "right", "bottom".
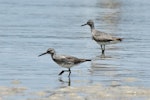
{"left": 50, "top": 53, "right": 56, "bottom": 60}
{"left": 90, "top": 24, "right": 95, "bottom": 32}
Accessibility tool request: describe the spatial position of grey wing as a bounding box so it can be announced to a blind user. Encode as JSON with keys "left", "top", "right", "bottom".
{"left": 65, "top": 55, "right": 81, "bottom": 63}
{"left": 55, "top": 55, "right": 78, "bottom": 64}
{"left": 93, "top": 30, "right": 114, "bottom": 42}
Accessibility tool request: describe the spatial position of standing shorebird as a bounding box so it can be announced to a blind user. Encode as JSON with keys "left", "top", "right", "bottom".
{"left": 38, "top": 48, "right": 91, "bottom": 77}
{"left": 81, "top": 20, "right": 122, "bottom": 54}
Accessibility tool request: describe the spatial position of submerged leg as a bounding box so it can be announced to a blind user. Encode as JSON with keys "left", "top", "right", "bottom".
{"left": 102, "top": 45, "right": 105, "bottom": 54}
{"left": 101, "top": 45, "right": 103, "bottom": 50}
{"left": 104, "top": 45, "right": 105, "bottom": 51}
{"left": 101, "top": 45, "right": 103, "bottom": 54}
{"left": 68, "top": 68, "right": 71, "bottom": 77}
{"left": 102, "top": 50, "right": 104, "bottom": 54}
{"left": 101, "top": 45, "right": 105, "bottom": 54}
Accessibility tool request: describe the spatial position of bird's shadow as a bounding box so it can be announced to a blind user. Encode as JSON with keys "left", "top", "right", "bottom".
{"left": 58, "top": 76, "right": 71, "bottom": 86}
{"left": 94, "top": 53, "right": 113, "bottom": 60}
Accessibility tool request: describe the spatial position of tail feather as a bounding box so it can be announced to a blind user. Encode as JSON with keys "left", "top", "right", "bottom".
{"left": 85, "top": 59, "right": 91, "bottom": 61}
{"left": 116, "top": 38, "right": 123, "bottom": 41}
{"left": 80, "top": 59, "right": 91, "bottom": 62}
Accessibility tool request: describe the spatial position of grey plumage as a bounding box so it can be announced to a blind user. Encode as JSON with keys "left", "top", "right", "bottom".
{"left": 81, "top": 20, "right": 122, "bottom": 54}
{"left": 38, "top": 48, "right": 91, "bottom": 77}
{"left": 92, "top": 29, "right": 122, "bottom": 42}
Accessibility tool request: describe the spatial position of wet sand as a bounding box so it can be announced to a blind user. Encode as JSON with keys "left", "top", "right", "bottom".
{"left": 1, "top": 83, "right": 150, "bottom": 100}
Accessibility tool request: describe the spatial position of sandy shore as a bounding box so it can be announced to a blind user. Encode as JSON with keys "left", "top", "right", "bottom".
{"left": 1, "top": 83, "right": 150, "bottom": 100}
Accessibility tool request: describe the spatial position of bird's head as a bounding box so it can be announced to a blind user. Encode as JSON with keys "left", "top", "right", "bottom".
{"left": 38, "top": 48, "right": 55, "bottom": 57}
{"left": 81, "top": 20, "right": 94, "bottom": 27}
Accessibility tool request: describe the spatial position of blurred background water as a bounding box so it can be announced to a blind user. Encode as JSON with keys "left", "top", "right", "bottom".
{"left": 0, "top": 0, "right": 150, "bottom": 99}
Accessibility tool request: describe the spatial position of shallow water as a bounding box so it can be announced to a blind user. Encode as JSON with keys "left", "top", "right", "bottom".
{"left": 0, "top": 0, "right": 150, "bottom": 99}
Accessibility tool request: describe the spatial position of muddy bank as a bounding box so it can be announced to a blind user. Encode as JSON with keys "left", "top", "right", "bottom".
{"left": 1, "top": 84, "right": 149, "bottom": 100}
{"left": 38, "top": 84, "right": 150, "bottom": 100}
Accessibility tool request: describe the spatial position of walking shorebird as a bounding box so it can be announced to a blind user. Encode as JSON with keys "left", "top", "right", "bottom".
{"left": 38, "top": 48, "right": 91, "bottom": 77}
{"left": 81, "top": 20, "right": 122, "bottom": 54}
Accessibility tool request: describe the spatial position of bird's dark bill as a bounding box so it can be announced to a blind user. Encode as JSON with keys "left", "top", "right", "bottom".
{"left": 38, "top": 52, "right": 47, "bottom": 57}
{"left": 81, "top": 23, "right": 87, "bottom": 26}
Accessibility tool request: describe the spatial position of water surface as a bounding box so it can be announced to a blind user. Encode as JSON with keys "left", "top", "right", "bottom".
{"left": 0, "top": 0, "right": 150, "bottom": 99}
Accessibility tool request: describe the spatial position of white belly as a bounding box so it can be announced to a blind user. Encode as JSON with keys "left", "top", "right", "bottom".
{"left": 97, "top": 41, "right": 110, "bottom": 45}
{"left": 57, "top": 62, "right": 75, "bottom": 68}
{"left": 96, "top": 40, "right": 120, "bottom": 45}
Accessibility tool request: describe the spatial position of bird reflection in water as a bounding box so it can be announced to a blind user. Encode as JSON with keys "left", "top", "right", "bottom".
{"left": 58, "top": 76, "right": 71, "bottom": 86}
{"left": 95, "top": 53, "right": 113, "bottom": 59}
{"left": 100, "top": 53, "right": 105, "bottom": 58}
